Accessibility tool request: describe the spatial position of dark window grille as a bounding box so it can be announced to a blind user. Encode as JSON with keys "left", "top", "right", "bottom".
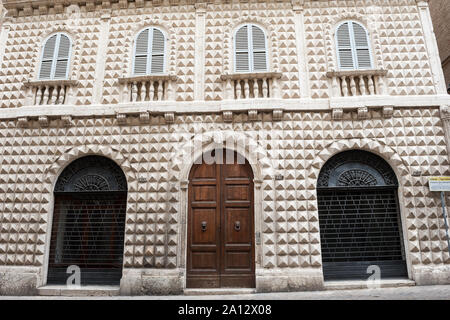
{"left": 48, "top": 156, "right": 127, "bottom": 286}
{"left": 317, "top": 151, "right": 407, "bottom": 281}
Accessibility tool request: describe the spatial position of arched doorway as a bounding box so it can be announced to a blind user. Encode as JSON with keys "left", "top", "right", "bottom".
{"left": 47, "top": 156, "right": 128, "bottom": 286}
{"left": 187, "top": 149, "right": 256, "bottom": 288}
{"left": 317, "top": 150, "right": 408, "bottom": 281}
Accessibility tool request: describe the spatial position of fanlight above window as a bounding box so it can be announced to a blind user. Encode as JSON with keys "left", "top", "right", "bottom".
{"left": 39, "top": 33, "right": 71, "bottom": 80}
{"left": 235, "top": 24, "right": 268, "bottom": 73}
{"left": 133, "top": 27, "right": 166, "bottom": 76}
{"left": 336, "top": 21, "right": 373, "bottom": 70}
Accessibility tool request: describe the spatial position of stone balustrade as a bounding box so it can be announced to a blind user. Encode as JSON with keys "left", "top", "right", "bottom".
{"left": 24, "top": 80, "right": 78, "bottom": 106}
{"left": 221, "top": 72, "right": 282, "bottom": 100}
{"left": 327, "top": 70, "right": 388, "bottom": 97}
{"left": 119, "top": 75, "right": 177, "bottom": 103}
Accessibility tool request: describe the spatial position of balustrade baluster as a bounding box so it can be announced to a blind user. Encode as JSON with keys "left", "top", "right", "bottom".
{"left": 236, "top": 80, "right": 242, "bottom": 99}
{"left": 141, "top": 82, "right": 147, "bottom": 101}
{"left": 43, "top": 86, "right": 50, "bottom": 104}
{"left": 368, "top": 76, "right": 375, "bottom": 95}
{"left": 331, "top": 76, "right": 340, "bottom": 97}
{"left": 376, "top": 75, "right": 385, "bottom": 95}
{"left": 58, "top": 86, "right": 66, "bottom": 104}
{"left": 252, "top": 79, "right": 258, "bottom": 98}
{"left": 262, "top": 78, "right": 268, "bottom": 98}
{"left": 244, "top": 79, "right": 250, "bottom": 99}
{"left": 158, "top": 80, "right": 164, "bottom": 101}
{"left": 341, "top": 76, "right": 349, "bottom": 96}
{"left": 350, "top": 76, "right": 357, "bottom": 96}
{"left": 50, "top": 86, "right": 58, "bottom": 104}
{"left": 36, "top": 87, "right": 43, "bottom": 105}
{"left": 359, "top": 75, "right": 367, "bottom": 95}
{"left": 149, "top": 81, "right": 155, "bottom": 101}
{"left": 132, "top": 82, "right": 138, "bottom": 102}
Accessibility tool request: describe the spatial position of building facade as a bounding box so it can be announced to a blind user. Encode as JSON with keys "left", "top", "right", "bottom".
{"left": 429, "top": 0, "right": 450, "bottom": 90}
{"left": 0, "top": 0, "right": 449, "bottom": 296}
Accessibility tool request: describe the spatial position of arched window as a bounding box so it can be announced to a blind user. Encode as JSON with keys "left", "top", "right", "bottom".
{"left": 317, "top": 150, "right": 407, "bottom": 281}
{"left": 336, "top": 21, "right": 372, "bottom": 70}
{"left": 48, "top": 156, "right": 128, "bottom": 286}
{"left": 133, "top": 27, "right": 166, "bottom": 75}
{"left": 39, "top": 33, "right": 72, "bottom": 80}
{"left": 235, "top": 24, "right": 268, "bottom": 73}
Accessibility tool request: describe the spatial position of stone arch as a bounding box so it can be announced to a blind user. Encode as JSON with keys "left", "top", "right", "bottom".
{"left": 45, "top": 145, "right": 137, "bottom": 192}
{"left": 41, "top": 145, "right": 136, "bottom": 286}
{"left": 308, "top": 138, "right": 410, "bottom": 185}
{"left": 170, "top": 130, "right": 275, "bottom": 184}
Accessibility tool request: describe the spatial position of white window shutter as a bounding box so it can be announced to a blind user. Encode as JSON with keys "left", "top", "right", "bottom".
{"left": 39, "top": 35, "right": 57, "bottom": 80}
{"left": 54, "top": 35, "right": 71, "bottom": 79}
{"left": 134, "top": 29, "right": 150, "bottom": 75}
{"left": 352, "top": 23, "right": 372, "bottom": 69}
{"left": 251, "top": 25, "right": 267, "bottom": 72}
{"left": 235, "top": 25, "right": 250, "bottom": 72}
{"left": 151, "top": 28, "right": 165, "bottom": 74}
{"left": 337, "top": 22, "right": 354, "bottom": 69}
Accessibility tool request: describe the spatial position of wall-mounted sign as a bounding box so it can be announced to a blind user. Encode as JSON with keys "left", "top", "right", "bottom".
{"left": 429, "top": 177, "right": 450, "bottom": 192}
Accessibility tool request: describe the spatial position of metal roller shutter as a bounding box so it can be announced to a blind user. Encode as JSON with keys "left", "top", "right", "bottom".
{"left": 318, "top": 188, "right": 407, "bottom": 280}
{"left": 48, "top": 192, "right": 127, "bottom": 286}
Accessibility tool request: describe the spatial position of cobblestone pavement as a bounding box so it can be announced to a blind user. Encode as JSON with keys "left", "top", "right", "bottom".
{"left": 1, "top": 285, "right": 450, "bottom": 300}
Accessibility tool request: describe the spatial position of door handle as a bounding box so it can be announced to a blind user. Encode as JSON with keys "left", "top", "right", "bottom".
{"left": 201, "top": 221, "right": 207, "bottom": 232}
{"left": 235, "top": 221, "right": 241, "bottom": 232}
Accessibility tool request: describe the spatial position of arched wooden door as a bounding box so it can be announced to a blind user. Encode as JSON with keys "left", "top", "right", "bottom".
{"left": 187, "top": 150, "right": 256, "bottom": 288}
{"left": 48, "top": 156, "right": 127, "bottom": 286}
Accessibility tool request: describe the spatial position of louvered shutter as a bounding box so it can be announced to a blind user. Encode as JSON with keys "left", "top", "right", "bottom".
{"left": 54, "top": 35, "right": 71, "bottom": 79}
{"left": 134, "top": 29, "right": 150, "bottom": 75}
{"left": 336, "top": 23, "right": 354, "bottom": 69}
{"left": 39, "top": 35, "right": 58, "bottom": 80}
{"left": 235, "top": 25, "right": 250, "bottom": 72}
{"left": 151, "top": 28, "right": 165, "bottom": 74}
{"left": 352, "top": 23, "right": 372, "bottom": 69}
{"left": 251, "top": 25, "right": 267, "bottom": 72}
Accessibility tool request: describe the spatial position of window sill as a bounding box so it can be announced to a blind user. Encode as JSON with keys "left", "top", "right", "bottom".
{"left": 220, "top": 72, "right": 282, "bottom": 81}
{"left": 118, "top": 74, "right": 178, "bottom": 84}
{"left": 24, "top": 79, "right": 79, "bottom": 88}
{"left": 326, "top": 69, "right": 387, "bottom": 78}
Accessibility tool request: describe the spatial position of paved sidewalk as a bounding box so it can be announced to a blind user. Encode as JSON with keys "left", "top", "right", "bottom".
{"left": 1, "top": 285, "right": 450, "bottom": 300}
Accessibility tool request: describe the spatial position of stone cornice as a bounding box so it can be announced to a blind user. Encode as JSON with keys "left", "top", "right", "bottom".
{"left": 326, "top": 70, "right": 388, "bottom": 78}
{"left": 0, "top": 95, "right": 448, "bottom": 123}
{"left": 220, "top": 72, "right": 282, "bottom": 81}
{"left": 118, "top": 75, "right": 178, "bottom": 84}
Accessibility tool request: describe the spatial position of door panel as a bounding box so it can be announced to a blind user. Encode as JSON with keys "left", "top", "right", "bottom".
{"left": 187, "top": 150, "right": 255, "bottom": 288}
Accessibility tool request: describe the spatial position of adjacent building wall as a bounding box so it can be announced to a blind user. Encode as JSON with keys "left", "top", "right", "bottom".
{"left": 430, "top": 0, "right": 450, "bottom": 89}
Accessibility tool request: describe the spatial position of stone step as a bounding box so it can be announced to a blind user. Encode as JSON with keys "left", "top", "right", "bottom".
{"left": 37, "top": 285, "right": 120, "bottom": 297}
{"left": 184, "top": 288, "right": 257, "bottom": 296}
{"left": 324, "top": 279, "right": 416, "bottom": 291}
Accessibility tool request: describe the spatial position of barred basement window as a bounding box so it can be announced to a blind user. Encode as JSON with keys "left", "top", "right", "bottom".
{"left": 336, "top": 21, "right": 373, "bottom": 70}
{"left": 133, "top": 27, "right": 167, "bottom": 75}
{"left": 39, "top": 33, "right": 72, "bottom": 80}
{"left": 234, "top": 24, "right": 268, "bottom": 73}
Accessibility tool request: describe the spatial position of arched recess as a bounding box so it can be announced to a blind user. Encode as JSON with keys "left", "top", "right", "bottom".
{"left": 186, "top": 149, "right": 256, "bottom": 288}
{"left": 317, "top": 150, "right": 408, "bottom": 281}
{"left": 170, "top": 130, "right": 274, "bottom": 274}
{"left": 47, "top": 156, "right": 128, "bottom": 286}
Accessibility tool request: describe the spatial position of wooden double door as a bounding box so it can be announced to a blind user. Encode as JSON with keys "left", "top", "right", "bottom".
{"left": 187, "top": 150, "right": 256, "bottom": 288}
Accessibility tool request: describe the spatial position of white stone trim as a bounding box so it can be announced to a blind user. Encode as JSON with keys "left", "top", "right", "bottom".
{"left": 1, "top": 95, "right": 449, "bottom": 121}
